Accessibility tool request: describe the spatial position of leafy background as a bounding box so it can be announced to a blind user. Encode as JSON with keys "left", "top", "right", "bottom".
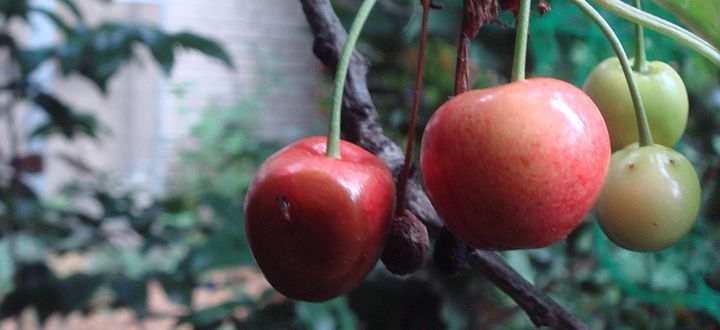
{"left": 0, "top": 0, "right": 719, "bottom": 329}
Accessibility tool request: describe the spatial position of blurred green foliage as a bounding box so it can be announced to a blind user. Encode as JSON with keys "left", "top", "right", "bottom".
{"left": 652, "top": 0, "right": 720, "bottom": 50}
{"left": 0, "top": 0, "right": 236, "bottom": 325}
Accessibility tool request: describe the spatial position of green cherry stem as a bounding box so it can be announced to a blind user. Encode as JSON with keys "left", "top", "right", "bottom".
{"left": 510, "top": 0, "right": 532, "bottom": 82}
{"left": 326, "top": 0, "right": 377, "bottom": 158}
{"left": 571, "top": 0, "right": 653, "bottom": 147}
{"left": 632, "top": 0, "right": 648, "bottom": 72}
{"left": 397, "top": 0, "right": 431, "bottom": 215}
{"left": 593, "top": 0, "right": 720, "bottom": 67}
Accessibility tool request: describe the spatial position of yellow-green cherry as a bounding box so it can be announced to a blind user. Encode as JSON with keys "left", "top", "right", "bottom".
{"left": 583, "top": 57, "right": 688, "bottom": 150}
{"left": 595, "top": 143, "right": 700, "bottom": 252}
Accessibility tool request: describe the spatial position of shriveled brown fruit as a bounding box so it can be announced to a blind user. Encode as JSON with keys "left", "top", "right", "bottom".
{"left": 381, "top": 209, "right": 430, "bottom": 275}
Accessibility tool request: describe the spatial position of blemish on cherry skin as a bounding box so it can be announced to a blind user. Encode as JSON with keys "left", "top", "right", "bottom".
{"left": 276, "top": 196, "right": 292, "bottom": 222}
{"left": 520, "top": 156, "right": 531, "bottom": 167}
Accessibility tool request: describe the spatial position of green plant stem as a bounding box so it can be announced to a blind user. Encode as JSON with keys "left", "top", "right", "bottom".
{"left": 326, "top": 0, "right": 377, "bottom": 158}
{"left": 571, "top": 0, "right": 653, "bottom": 146}
{"left": 510, "top": 0, "right": 532, "bottom": 82}
{"left": 632, "top": 0, "right": 648, "bottom": 72}
{"left": 593, "top": 0, "right": 720, "bottom": 67}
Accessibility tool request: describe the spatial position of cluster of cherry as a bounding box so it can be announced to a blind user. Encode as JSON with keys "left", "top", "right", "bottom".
{"left": 242, "top": 0, "right": 702, "bottom": 304}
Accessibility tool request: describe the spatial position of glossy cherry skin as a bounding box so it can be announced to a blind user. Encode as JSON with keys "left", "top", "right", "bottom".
{"left": 595, "top": 144, "right": 700, "bottom": 252}
{"left": 583, "top": 57, "right": 689, "bottom": 150}
{"left": 421, "top": 78, "right": 611, "bottom": 250}
{"left": 244, "top": 137, "right": 395, "bottom": 302}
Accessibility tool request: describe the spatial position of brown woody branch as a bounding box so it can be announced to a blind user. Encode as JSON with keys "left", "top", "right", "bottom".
{"left": 298, "top": 0, "right": 588, "bottom": 329}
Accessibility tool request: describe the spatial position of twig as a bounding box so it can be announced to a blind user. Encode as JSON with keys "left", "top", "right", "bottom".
{"left": 454, "top": 0, "right": 497, "bottom": 94}
{"left": 396, "top": 0, "right": 430, "bottom": 214}
{"left": 469, "top": 251, "right": 589, "bottom": 329}
{"left": 298, "top": 0, "right": 588, "bottom": 329}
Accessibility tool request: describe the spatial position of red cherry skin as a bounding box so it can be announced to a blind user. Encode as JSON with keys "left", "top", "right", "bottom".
{"left": 420, "top": 78, "right": 610, "bottom": 250}
{"left": 244, "top": 136, "right": 395, "bottom": 301}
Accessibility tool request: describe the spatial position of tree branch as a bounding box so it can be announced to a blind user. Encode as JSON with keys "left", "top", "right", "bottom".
{"left": 468, "top": 251, "right": 589, "bottom": 329}
{"left": 298, "top": 0, "right": 588, "bottom": 329}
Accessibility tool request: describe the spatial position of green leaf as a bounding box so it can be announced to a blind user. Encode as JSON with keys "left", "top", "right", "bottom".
{"left": 296, "top": 297, "right": 358, "bottom": 330}
{"left": 177, "top": 302, "right": 236, "bottom": 328}
{"left": 0, "top": 290, "right": 29, "bottom": 320}
{"left": 29, "top": 7, "right": 73, "bottom": 36}
{"left": 29, "top": 122, "right": 57, "bottom": 138}
{"left": 652, "top": 0, "right": 720, "bottom": 50}
{"left": 13, "top": 195, "right": 43, "bottom": 222}
{"left": 138, "top": 27, "right": 175, "bottom": 74}
{"left": 72, "top": 112, "right": 102, "bottom": 139}
{"left": 156, "top": 272, "right": 194, "bottom": 307}
{"left": 111, "top": 278, "right": 147, "bottom": 316}
{"left": 58, "top": 274, "right": 104, "bottom": 314}
{"left": 347, "top": 279, "right": 444, "bottom": 329}
{"left": 54, "top": 30, "right": 87, "bottom": 75}
{"left": 172, "top": 32, "right": 235, "bottom": 69}
{"left": 84, "top": 23, "right": 142, "bottom": 91}
{"left": 56, "top": 0, "right": 83, "bottom": 21}
{"left": 31, "top": 93, "right": 101, "bottom": 139}
{"left": 32, "top": 92, "right": 76, "bottom": 138}
{"left": 0, "top": 33, "right": 19, "bottom": 58}
{"left": 650, "top": 263, "right": 688, "bottom": 291}
{"left": 441, "top": 298, "right": 471, "bottom": 330}
{"left": 18, "top": 47, "right": 54, "bottom": 76}
{"left": 52, "top": 22, "right": 141, "bottom": 92}
{"left": 502, "top": 250, "right": 536, "bottom": 283}
{"left": 185, "top": 227, "right": 253, "bottom": 275}
{"left": 1, "top": 262, "right": 61, "bottom": 323}
{"left": 242, "top": 302, "right": 303, "bottom": 329}
{"left": 593, "top": 224, "right": 720, "bottom": 322}
{"left": 0, "top": 0, "right": 30, "bottom": 21}
{"left": 681, "top": 54, "right": 719, "bottom": 94}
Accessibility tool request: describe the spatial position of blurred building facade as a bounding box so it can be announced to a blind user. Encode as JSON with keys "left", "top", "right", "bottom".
{"left": 44, "top": 0, "right": 321, "bottom": 194}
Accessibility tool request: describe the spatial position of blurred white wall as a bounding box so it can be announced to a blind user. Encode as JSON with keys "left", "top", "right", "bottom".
{"left": 42, "top": 0, "right": 321, "bottom": 194}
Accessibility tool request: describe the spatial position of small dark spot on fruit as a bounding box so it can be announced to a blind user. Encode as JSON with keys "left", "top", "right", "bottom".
{"left": 628, "top": 163, "right": 635, "bottom": 170}
{"left": 652, "top": 222, "right": 658, "bottom": 227}
{"left": 669, "top": 159, "right": 676, "bottom": 165}
{"left": 276, "top": 196, "right": 291, "bottom": 222}
{"left": 520, "top": 156, "right": 531, "bottom": 167}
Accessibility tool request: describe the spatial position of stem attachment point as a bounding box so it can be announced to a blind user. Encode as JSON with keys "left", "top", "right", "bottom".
{"left": 326, "top": 0, "right": 378, "bottom": 158}
{"left": 572, "top": 0, "right": 654, "bottom": 147}
{"left": 510, "top": 0, "right": 532, "bottom": 82}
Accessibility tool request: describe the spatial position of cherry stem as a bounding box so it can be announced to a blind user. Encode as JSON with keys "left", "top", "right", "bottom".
{"left": 397, "top": 0, "right": 431, "bottom": 215}
{"left": 510, "top": 0, "right": 531, "bottom": 82}
{"left": 326, "top": 0, "right": 378, "bottom": 158}
{"left": 571, "top": 0, "right": 654, "bottom": 147}
{"left": 632, "top": 0, "right": 648, "bottom": 72}
{"left": 592, "top": 0, "right": 720, "bottom": 67}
